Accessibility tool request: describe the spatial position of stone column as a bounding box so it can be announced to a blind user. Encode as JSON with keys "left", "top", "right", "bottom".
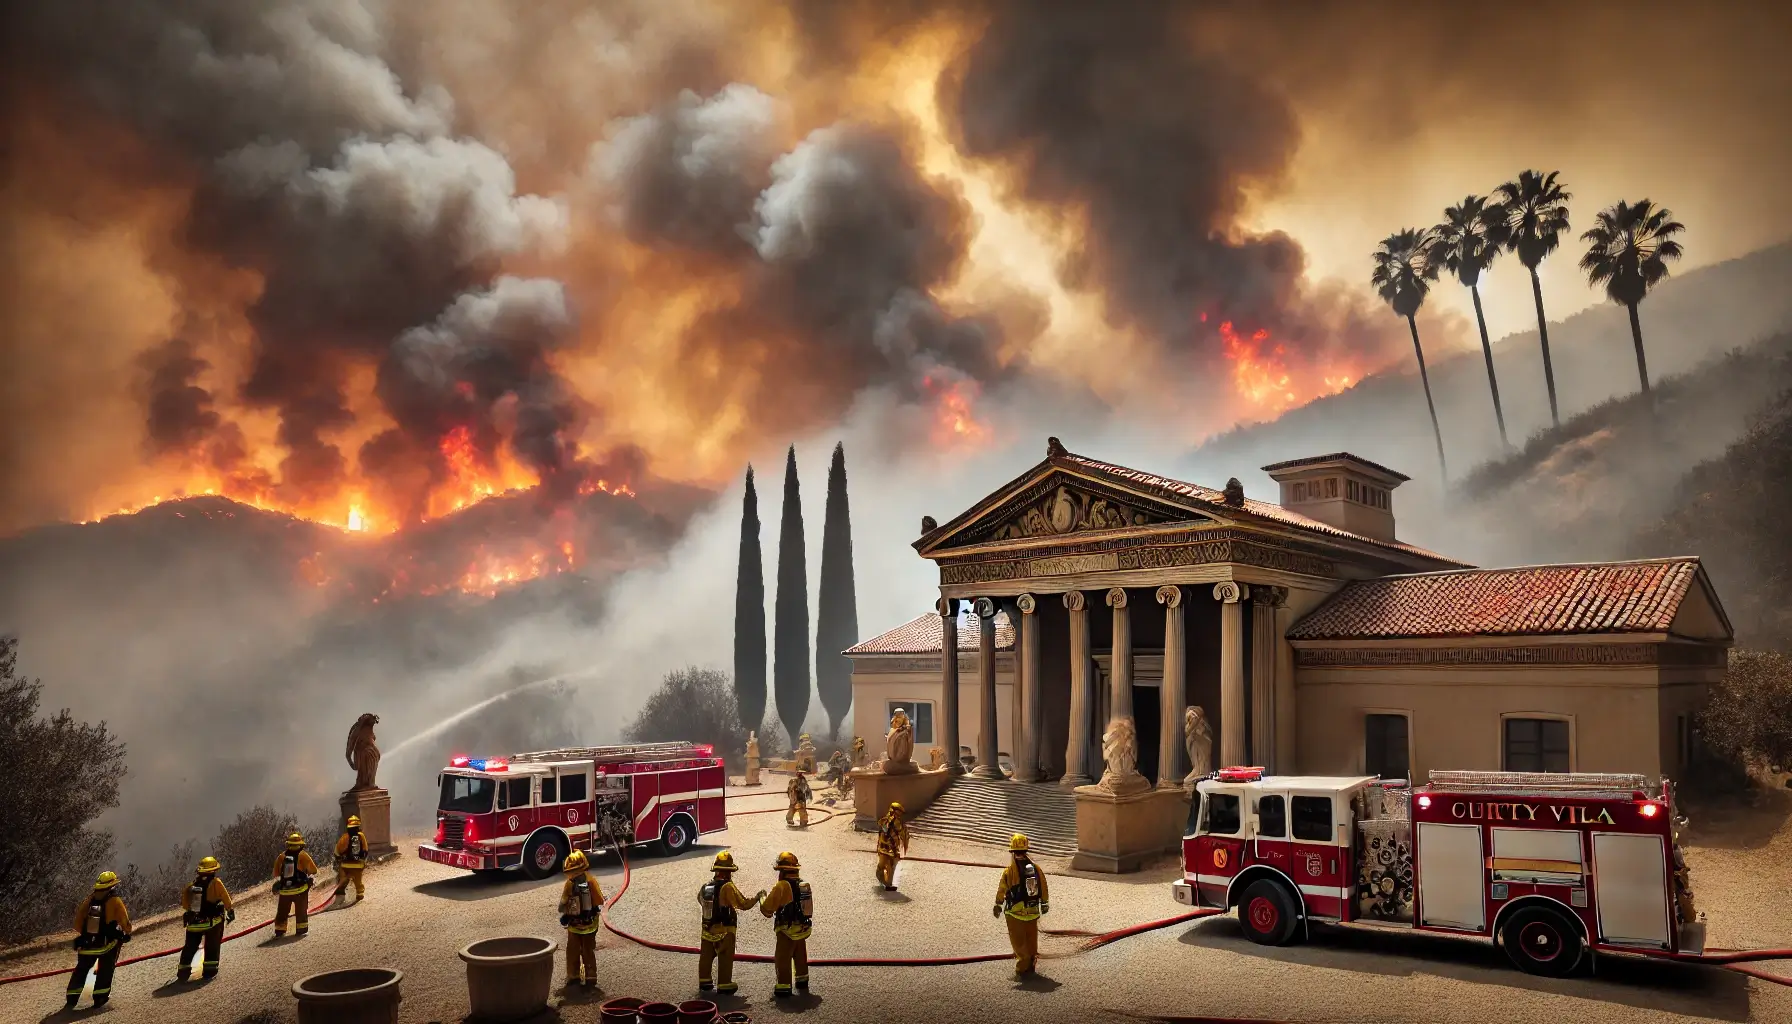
{"left": 972, "top": 597, "right": 1003, "bottom": 778}
{"left": 1014, "top": 594, "right": 1043, "bottom": 782}
{"left": 1095, "top": 588, "right": 1148, "bottom": 793}
{"left": 1156, "top": 585, "right": 1187, "bottom": 789}
{"left": 1061, "top": 591, "right": 1093, "bottom": 789}
{"left": 1251, "top": 587, "right": 1285, "bottom": 772}
{"left": 937, "top": 597, "right": 962, "bottom": 774}
{"left": 1215, "top": 581, "right": 1249, "bottom": 768}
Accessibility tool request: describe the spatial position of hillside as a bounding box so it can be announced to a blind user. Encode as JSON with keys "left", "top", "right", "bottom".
{"left": 1180, "top": 241, "right": 1792, "bottom": 559}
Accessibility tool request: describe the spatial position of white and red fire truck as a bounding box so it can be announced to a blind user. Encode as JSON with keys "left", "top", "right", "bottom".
{"left": 1173, "top": 767, "right": 1704, "bottom": 976}
{"left": 419, "top": 741, "right": 728, "bottom": 879}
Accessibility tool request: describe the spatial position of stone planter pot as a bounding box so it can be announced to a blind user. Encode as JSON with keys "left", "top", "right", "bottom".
{"left": 678, "top": 998, "right": 718, "bottom": 1024}
{"left": 600, "top": 996, "right": 646, "bottom": 1022}
{"left": 458, "top": 936, "right": 558, "bottom": 1021}
{"left": 291, "top": 968, "right": 402, "bottom": 1024}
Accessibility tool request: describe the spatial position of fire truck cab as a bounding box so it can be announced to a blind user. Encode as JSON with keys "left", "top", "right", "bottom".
{"left": 1173, "top": 767, "right": 1705, "bottom": 977}
{"left": 419, "top": 741, "right": 727, "bottom": 879}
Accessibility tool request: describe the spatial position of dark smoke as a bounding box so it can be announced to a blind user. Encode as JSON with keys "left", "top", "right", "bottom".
{"left": 141, "top": 339, "right": 223, "bottom": 454}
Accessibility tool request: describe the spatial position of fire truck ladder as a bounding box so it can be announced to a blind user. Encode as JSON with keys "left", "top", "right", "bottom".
{"left": 510, "top": 741, "right": 713, "bottom": 766}
{"left": 1427, "top": 770, "right": 1661, "bottom": 799}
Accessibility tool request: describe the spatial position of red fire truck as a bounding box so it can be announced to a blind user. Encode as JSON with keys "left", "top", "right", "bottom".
{"left": 419, "top": 741, "right": 728, "bottom": 879}
{"left": 1172, "top": 768, "right": 1704, "bottom": 976}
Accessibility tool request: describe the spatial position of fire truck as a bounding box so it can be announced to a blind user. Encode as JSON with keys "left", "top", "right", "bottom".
{"left": 1172, "top": 768, "right": 1704, "bottom": 976}
{"left": 419, "top": 741, "right": 728, "bottom": 879}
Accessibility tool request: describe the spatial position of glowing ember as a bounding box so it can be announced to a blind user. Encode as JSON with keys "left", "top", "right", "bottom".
{"left": 922, "top": 373, "right": 991, "bottom": 447}
{"left": 1216, "top": 320, "right": 1358, "bottom": 416}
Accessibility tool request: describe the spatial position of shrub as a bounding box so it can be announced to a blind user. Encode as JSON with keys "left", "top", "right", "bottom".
{"left": 0, "top": 637, "right": 128, "bottom": 945}
{"left": 626, "top": 667, "right": 748, "bottom": 761}
{"left": 210, "top": 805, "right": 300, "bottom": 893}
{"left": 1697, "top": 649, "right": 1792, "bottom": 778}
{"left": 118, "top": 840, "right": 200, "bottom": 918}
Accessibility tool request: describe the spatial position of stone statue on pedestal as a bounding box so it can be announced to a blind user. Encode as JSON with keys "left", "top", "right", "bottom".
{"left": 926, "top": 746, "right": 948, "bottom": 770}
{"left": 796, "top": 734, "right": 818, "bottom": 773}
{"left": 1097, "top": 717, "right": 1148, "bottom": 794}
{"left": 745, "top": 731, "right": 762, "bottom": 786}
{"left": 346, "top": 714, "right": 381, "bottom": 791}
{"left": 851, "top": 736, "right": 868, "bottom": 768}
{"left": 1183, "top": 705, "right": 1214, "bottom": 794}
{"left": 881, "top": 708, "right": 917, "bottom": 775}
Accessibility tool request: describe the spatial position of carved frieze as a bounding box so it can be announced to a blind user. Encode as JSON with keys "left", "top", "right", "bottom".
{"left": 1294, "top": 644, "right": 1728, "bottom": 668}
{"left": 1028, "top": 553, "right": 1120, "bottom": 577}
{"left": 936, "top": 530, "right": 1337, "bottom": 585}
{"left": 994, "top": 485, "right": 1166, "bottom": 541}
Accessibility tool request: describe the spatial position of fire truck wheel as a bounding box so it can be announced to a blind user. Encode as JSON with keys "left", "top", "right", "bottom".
{"left": 1499, "top": 905, "right": 1584, "bottom": 977}
{"left": 660, "top": 815, "right": 695, "bottom": 856}
{"left": 522, "top": 833, "right": 569, "bottom": 881}
{"left": 1236, "top": 879, "right": 1300, "bottom": 946}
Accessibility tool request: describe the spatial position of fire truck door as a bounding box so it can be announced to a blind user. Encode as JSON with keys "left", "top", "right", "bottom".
{"left": 1191, "top": 788, "right": 1247, "bottom": 908}
{"left": 1288, "top": 793, "right": 1350, "bottom": 919}
{"left": 1416, "top": 822, "right": 1486, "bottom": 931}
{"left": 1590, "top": 832, "right": 1671, "bottom": 948}
{"left": 1250, "top": 791, "right": 1292, "bottom": 874}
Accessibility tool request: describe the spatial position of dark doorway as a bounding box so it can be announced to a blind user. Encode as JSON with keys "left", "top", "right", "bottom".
{"left": 1364, "top": 714, "right": 1410, "bottom": 780}
{"left": 1134, "top": 684, "right": 1160, "bottom": 782}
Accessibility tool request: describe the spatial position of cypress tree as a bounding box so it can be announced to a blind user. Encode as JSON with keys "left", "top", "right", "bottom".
{"left": 732, "top": 465, "right": 767, "bottom": 736}
{"left": 815, "top": 442, "right": 859, "bottom": 742}
{"left": 772, "top": 446, "right": 811, "bottom": 748}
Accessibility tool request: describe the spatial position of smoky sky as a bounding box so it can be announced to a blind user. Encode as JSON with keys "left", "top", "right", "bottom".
{"left": 3, "top": 0, "right": 1790, "bottom": 531}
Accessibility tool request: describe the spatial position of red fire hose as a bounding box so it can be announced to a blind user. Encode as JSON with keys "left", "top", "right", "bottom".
{"left": 0, "top": 889, "right": 339, "bottom": 987}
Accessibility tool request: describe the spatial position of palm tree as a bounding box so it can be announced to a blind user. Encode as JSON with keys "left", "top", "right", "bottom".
{"left": 1370, "top": 227, "right": 1448, "bottom": 480}
{"left": 1579, "top": 199, "right": 1685, "bottom": 395}
{"left": 1494, "top": 169, "right": 1572, "bottom": 426}
{"left": 1435, "top": 195, "right": 1512, "bottom": 448}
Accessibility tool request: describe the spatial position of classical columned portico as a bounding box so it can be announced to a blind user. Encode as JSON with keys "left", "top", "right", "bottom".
{"left": 936, "top": 596, "right": 962, "bottom": 774}
{"left": 1061, "top": 591, "right": 1093, "bottom": 788}
{"left": 1156, "top": 585, "right": 1187, "bottom": 788}
{"left": 1215, "top": 581, "right": 1248, "bottom": 768}
{"left": 1251, "top": 587, "right": 1286, "bottom": 771}
{"left": 1013, "top": 594, "right": 1044, "bottom": 782}
{"left": 972, "top": 597, "right": 1003, "bottom": 777}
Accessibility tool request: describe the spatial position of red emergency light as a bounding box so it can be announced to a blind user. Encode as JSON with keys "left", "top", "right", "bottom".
{"left": 1639, "top": 801, "right": 1660, "bottom": 818}
{"left": 1218, "top": 766, "right": 1265, "bottom": 782}
{"left": 450, "top": 755, "right": 471, "bottom": 768}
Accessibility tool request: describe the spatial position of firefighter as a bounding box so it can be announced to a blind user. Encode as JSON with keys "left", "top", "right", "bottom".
{"left": 785, "top": 770, "right": 811, "bottom": 828}
{"left": 270, "top": 831, "right": 318, "bottom": 937}
{"left": 176, "top": 856, "right": 235, "bottom": 982}
{"left": 558, "top": 849, "right": 605, "bottom": 989}
{"left": 993, "top": 832, "right": 1049, "bottom": 975}
{"left": 759, "top": 851, "right": 813, "bottom": 998}
{"left": 696, "top": 850, "right": 766, "bottom": 994}
{"left": 65, "top": 871, "right": 131, "bottom": 1009}
{"left": 332, "top": 814, "right": 369, "bottom": 904}
{"left": 875, "top": 801, "right": 909, "bottom": 891}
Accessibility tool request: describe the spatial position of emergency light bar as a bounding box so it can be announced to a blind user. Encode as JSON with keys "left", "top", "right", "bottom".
{"left": 1218, "top": 766, "right": 1265, "bottom": 782}
{"left": 447, "top": 755, "right": 509, "bottom": 771}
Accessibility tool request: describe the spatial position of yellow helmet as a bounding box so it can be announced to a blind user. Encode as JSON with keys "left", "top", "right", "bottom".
{"left": 889, "top": 801, "right": 903, "bottom": 813}
{"left": 563, "top": 849, "right": 589, "bottom": 874}
{"left": 774, "top": 851, "right": 801, "bottom": 871}
{"left": 198, "top": 856, "right": 220, "bottom": 874}
{"left": 286, "top": 832, "right": 305, "bottom": 849}
{"left": 1009, "top": 833, "right": 1030, "bottom": 852}
{"left": 712, "top": 850, "right": 738, "bottom": 872}
{"left": 94, "top": 871, "right": 119, "bottom": 890}
{"left": 346, "top": 815, "right": 362, "bottom": 828}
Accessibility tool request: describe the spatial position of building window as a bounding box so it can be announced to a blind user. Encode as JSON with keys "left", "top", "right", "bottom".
{"left": 1325, "top": 478, "right": 1340, "bottom": 499}
{"left": 1504, "top": 718, "right": 1571, "bottom": 773}
{"left": 1292, "top": 482, "right": 1308, "bottom": 502}
{"left": 1292, "top": 796, "right": 1334, "bottom": 841}
{"left": 1255, "top": 794, "right": 1286, "bottom": 837}
{"left": 889, "top": 701, "right": 935, "bottom": 745}
{"left": 1347, "top": 480, "right": 1359, "bottom": 502}
{"left": 1364, "top": 713, "right": 1411, "bottom": 780}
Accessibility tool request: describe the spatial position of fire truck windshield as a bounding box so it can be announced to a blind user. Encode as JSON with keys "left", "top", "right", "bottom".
{"left": 439, "top": 774, "right": 495, "bottom": 814}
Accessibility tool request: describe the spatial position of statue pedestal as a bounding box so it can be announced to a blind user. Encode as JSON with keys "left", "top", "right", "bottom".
{"left": 1070, "top": 784, "right": 1187, "bottom": 873}
{"left": 744, "top": 756, "right": 762, "bottom": 786}
{"left": 340, "top": 788, "right": 400, "bottom": 862}
{"left": 850, "top": 767, "right": 952, "bottom": 831}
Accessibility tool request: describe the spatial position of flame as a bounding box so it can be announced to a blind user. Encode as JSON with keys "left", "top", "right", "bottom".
{"left": 922, "top": 373, "right": 991, "bottom": 447}
{"left": 1216, "top": 319, "right": 1357, "bottom": 416}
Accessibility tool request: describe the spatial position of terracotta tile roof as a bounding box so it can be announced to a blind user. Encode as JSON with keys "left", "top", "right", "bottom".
{"left": 1055, "top": 451, "right": 1465, "bottom": 567}
{"left": 844, "top": 612, "right": 1016, "bottom": 655}
{"left": 1287, "top": 557, "right": 1705, "bottom": 640}
{"left": 1260, "top": 452, "right": 1410, "bottom": 482}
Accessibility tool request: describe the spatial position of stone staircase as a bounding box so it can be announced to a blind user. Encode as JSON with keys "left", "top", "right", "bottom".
{"left": 906, "top": 776, "right": 1080, "bottom": 858}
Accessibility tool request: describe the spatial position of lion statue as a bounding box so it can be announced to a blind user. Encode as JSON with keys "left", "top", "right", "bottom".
{"left": 1183, "top": 705, "right": 1214, "bottom": 793}
{"left": 1098, "top": 716, "right": 1144, "bottom": 793}
{"left": 346, "top": 713, "right": 382, "bottom": 792}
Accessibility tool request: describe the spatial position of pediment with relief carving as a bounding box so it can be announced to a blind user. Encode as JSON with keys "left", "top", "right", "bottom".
{"left": 991, "top": 484, "right": 1170, "bottom": 541}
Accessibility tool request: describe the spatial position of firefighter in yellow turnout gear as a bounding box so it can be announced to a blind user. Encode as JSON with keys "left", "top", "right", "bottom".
{"left": 993, "top": 833, "right": 1049, "bottom": 975}
{"left": 759, "top": 851, "right": 813, "bottom": 998}
{"left": 786, "top": 771, "right": 811, "bottom": 827}
{"left": 270, "top": 832, "right": 318, "bottom": 936}
{"left": 559, "top": 849, "right": 605, "bottom": 988}
{"left": 66, "top": 871, "right": 131, "bottom": 1009}
{"left": 697, "top": 850, "right": 765, "bottom": 994}
{"left": 332, "top": 814, "right": 369, "bottom": 904}
{"left": 875, "top": 801, "right": 909, "bottom": 891}
{"left": 177, "top": 856, "right": 235, "bottom": 982}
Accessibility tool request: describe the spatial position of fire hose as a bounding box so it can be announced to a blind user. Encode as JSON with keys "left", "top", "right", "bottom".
{"left": 0, "top": 888, "right": 339, "bottom": 987}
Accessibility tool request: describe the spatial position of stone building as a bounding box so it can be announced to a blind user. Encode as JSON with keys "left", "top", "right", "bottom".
{"left": 845, "top": 439, "right": 1732, "bottom": 863}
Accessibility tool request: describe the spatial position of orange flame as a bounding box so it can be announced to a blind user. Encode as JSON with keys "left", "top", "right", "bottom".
{"left": 1216, "top": 320, "right": 1357, "bottom": 416}
{"left": 922, "top": 373, "right": 991, "bottom": 447}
